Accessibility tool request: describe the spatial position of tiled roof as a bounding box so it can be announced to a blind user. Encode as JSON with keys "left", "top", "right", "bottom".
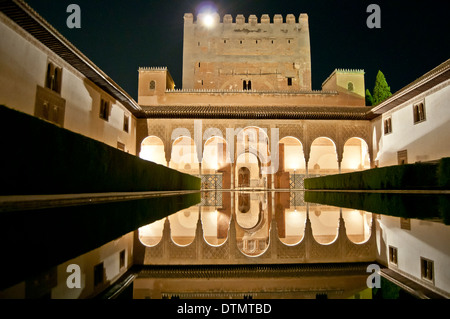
{"left": 142, "top": 105, "right": 373, "bottom": 120}
{"left": 137, "top": 263, "right": 372, "bottom": 278}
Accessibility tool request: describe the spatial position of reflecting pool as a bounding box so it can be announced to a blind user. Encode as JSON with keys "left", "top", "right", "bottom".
{"left": 1, "top": 190, "right": 449, "bottom": 299}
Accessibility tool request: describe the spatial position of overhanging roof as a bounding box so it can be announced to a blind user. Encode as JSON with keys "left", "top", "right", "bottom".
{"left": 0, "top": 0, "right": 143, "bottom": 115}
{"left": 369, "top": 59, "right": 450, "bottom": 115}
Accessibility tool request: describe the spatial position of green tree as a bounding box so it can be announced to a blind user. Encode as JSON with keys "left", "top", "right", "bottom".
{"left": 365, "top": 89, "right": 373, "bottom": 106}
{"left": 372, "top": 70, "right": 392, "bottom": 105}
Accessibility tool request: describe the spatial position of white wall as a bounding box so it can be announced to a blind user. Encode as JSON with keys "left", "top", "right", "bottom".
{"left": 0, "top": 232, "right": 134, "bottom": 299}
{"left": 377, "top": 215, "right": 450, "bottom": 297}
{"left": 0, "top": 14, "right": 137, "bottom": 155}
{"left": 51, "top": 232, "right": 134, "bottom": 299}
{"left": 373, "top": 81, "right": 450, "bottom": 166}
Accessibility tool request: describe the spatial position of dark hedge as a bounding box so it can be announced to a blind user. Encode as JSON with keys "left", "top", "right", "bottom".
{"left": 304, "top": 159, "right": 450, "bottom": 190}
{"left": 0, "top": 105, "right": 200, "bottom": 195}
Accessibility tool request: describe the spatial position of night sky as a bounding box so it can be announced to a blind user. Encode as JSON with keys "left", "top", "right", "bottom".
{"left": 25, "top": 0, "right": 449, "bottom": 100}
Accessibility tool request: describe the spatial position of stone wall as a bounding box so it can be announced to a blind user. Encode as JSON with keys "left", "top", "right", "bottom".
{"left": 182, "top": 13, "right": 311, "bottom": 91}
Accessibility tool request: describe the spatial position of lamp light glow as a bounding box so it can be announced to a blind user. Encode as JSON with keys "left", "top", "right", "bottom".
{"left": 202, "top": 13, "right": 215, "bottom": 28}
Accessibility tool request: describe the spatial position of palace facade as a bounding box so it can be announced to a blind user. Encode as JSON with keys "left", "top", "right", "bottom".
{"left": 1, "top": 0, "right": 449, "bottom": 299}
{"left": 1, "top": 1, "right": 449, "bottom": 190}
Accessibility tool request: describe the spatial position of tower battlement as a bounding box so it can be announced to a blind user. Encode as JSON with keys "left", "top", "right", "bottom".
{"left": 182, "top": 12, "right": 312, "bottom": 90}
{"left": 184, "top": 13, "right": 308, "bottom": 26}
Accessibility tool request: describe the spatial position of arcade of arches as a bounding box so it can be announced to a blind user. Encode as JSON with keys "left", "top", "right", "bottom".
{"left": 138, "top": 191, "right": 374, "bottom": 259}
{"left": 138, "top": 120, "right": 372, "bottom": 189}
{"left": 137, "top": 120, "right": 373, "bottom": 258}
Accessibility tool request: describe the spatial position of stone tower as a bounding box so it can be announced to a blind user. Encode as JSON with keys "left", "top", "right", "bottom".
{"left": 182, "top": 13, "right": 312, "bottom": 91}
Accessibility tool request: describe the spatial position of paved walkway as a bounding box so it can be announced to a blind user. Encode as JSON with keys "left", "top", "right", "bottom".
{"left": 381, "top": 268, "right": 447, "bottom": 299}
{"left": 305, "top": 189, "right": 450, "bottom": 194}
{"left": 2, "top": 188, "right": 448, "bottom": 213}
{"left": 0, "top": 190, "right": 200, "bottom": 212}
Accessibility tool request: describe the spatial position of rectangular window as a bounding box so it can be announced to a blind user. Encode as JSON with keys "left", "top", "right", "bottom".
{"left": 45, "top": 62, "right": 62, "bottom": 94}
{"left": 123, "top": 115, "right": 129, "bottom": 133}
{"left": 421, "top": 257, "right": 434, "bottom": 282}
{"left": 287, "top": 78, "right": 293, "bottom": 86}
{"left": 413, "top": 102, "right": 426, "bottom": 124}
{"left": 99, "top": 99, "right": 110, "bottom": 121}
{"left": 119, "top": 250, "right": 126, "bottom": 269}
{"left": 94, "top": 262, "right": 104, "bottom": 287}
{"left": 384, "top": 117, "right": 392, "bottom": 135}
{"left": 389, "top": 246, "right": 398, "bottom": 265}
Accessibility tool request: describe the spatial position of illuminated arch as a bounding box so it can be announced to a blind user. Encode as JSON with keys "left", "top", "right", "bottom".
{"left": 236, "top": 126, "right": 270, "bottom": 156}
{"left": 234, "top": 193, "right": 270, "bottom": 257}
{"left": 278, "top": 208, "right": 306, "bottom": 246}
{"left": 235, "top": 152, "right": 262, "bottom": 188}
{"left": 139, "top": 136, "right": 166, "bottom": 165}
{"left": 309, "top": 137, "right": 339, "bottom": 175}
{"left": 168, "top": 208, "right": 199, "bottom": 246}
{"left": 279, "top": 136, "right": 306, "bottom": 172}
{"left": 201, "top": 209, "right": 229, "bottom": 247}
{"left": 309, "top": 207, "right": 340, "bottom": 244}
{"left": 342, "top": 209, "right": 373, "bottom": 244}
{"left": 170, "top": 136, "right": 199, "bottom": 174}
{"left": 202, "top": 136, "right": 228, "bottom": 172}
{"left": 341, "top": 137, "right": 370, "bottom": 172}
{"left": 138, "top": 219, "right": 165, "bottom": 247}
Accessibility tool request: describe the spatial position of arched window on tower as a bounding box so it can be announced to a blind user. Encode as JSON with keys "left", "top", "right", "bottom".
{"left": 348, "top": 82, "right": 354, "bottom": 92}
{"left": 150, "top": 80, "right": 156, "bottom": 90}
{"left": 243, "top": 80, "right": 247, "bottom": 90}
{"left": 248, "top": 80, "right": 252, "bottom": 90}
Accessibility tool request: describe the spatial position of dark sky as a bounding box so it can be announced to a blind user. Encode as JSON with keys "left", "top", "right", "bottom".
{"left": 26, "top": 0, "right": 449, "bottom": 100}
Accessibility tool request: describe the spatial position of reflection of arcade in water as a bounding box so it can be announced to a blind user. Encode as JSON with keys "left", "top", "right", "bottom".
{"left": 137, "top": 191, "right": 375, "bottom": 264}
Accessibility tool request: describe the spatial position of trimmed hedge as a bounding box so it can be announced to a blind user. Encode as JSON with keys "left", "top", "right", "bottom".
{"left": 437, "top": 157, "right": 450, "bottom": 189}
{"left": 304, "top": 191, "right": 450, "bottom": 225}
{"left": 304, "top": 159, "right": 450, "bottom": 190}
{"left": 0, "top": 105, "right": 200, "bottom": 195}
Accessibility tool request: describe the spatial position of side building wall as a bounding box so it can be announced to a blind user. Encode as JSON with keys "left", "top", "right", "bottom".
{"left": 372, "top": 79, "right": 450, "bottom": 167}
{"left": 0, "top": 12, "right": 137, "bottom": 155}
{"left": 377, "top": 215, "right": 450, "bottom": 298}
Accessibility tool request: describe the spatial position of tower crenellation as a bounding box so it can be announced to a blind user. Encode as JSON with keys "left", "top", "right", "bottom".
{"left": 184, "top": 13, "right": 308, "bottom": 26}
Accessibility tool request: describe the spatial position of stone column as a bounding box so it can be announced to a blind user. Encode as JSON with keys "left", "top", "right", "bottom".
{"left": 305, "top": 161, "right": 309, "bottom": 177}
{"left": 165, "top": 142, "right": 172, "bottom": 168}
{"left": 231, "top": 163, "right": 235, "bottom": 189}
